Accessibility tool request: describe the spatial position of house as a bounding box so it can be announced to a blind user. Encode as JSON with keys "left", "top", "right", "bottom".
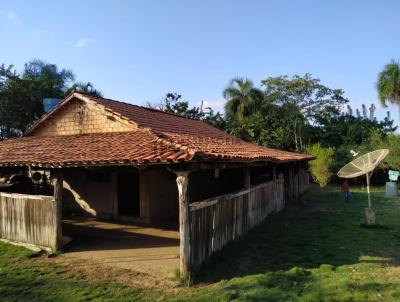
{"left": 0, "top": 92, "right": 313, "bottom": 278}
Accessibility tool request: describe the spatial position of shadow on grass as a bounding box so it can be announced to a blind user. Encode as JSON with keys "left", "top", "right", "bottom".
{"left": 193, "top": 185, "right": 400, "bottom": 284}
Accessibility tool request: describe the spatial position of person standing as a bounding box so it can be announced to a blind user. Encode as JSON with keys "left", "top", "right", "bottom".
{"left": 341, "top": 180, "right": 351, "bottom": 203}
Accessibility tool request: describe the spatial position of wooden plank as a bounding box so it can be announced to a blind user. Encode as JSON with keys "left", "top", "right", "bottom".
{"left": 187, "top": 177, "right": 301, "bottom": 272}
{"left": 0, "top": 192, "right": 56, "bottom": 250}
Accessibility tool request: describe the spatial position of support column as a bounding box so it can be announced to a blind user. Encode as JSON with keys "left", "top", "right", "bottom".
{"left": 53, "top": 169, "right": 63, "bottom": 252}
{"left": 176, "top": 171, "right": 190, "bottom": 280}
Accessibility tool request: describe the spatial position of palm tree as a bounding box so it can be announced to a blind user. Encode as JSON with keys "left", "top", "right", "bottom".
{"left": 223, "top": 77, "right": 263, "bottom": 121}
{"left": 377, "top": 61, "right": 400, "bottom": 111}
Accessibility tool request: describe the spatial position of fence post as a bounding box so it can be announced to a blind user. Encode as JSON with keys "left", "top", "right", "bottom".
{"left": 176, "top": 171, "right": 190, "bottom": 281}
{"left": 53, "top": 169, "right": 63, "bottom": 252}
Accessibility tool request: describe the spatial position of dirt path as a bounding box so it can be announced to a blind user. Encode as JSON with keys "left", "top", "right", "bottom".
{"left": 49, "top": 218, "right": 182, "bottom": 291}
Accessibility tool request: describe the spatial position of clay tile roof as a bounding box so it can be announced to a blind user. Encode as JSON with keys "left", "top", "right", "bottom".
{"left": 0, "top": 130, "right": 191, "bottom": 167}
{"left": 0, "top": 92, "right": 314, "bottom": 167}
{"left": 85, "top": 94, "right": 314, "bottom": 162}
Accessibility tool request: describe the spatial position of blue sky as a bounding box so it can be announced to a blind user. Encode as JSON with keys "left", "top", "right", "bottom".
{"left": 0, "top": 0, "right": 399, "bottom": 122}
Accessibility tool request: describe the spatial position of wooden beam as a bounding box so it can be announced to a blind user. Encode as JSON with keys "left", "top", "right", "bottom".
{"left": 53, "top": 169, "right": 63, "bottom": 252}
{"left": 175, "top": 171, "right": 190, "bottom": 280}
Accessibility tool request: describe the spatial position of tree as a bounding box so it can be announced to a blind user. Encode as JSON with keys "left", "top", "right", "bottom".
{"left": 377, "top": 60, "right": 400, "bottom": 115}
{"left": 223, "top": 77, "right": 263, "bottom": 121}
{"left": 146, "top": 92, "right": 226, "bottom": 129}
{"left": 0, "top": 59, "right": 102, "bottom": 139}
{"left": 261, "top": 74, "right": 348, "bottom": 151}
{"left": 313, "top": 104, "right": 396, "bottom": 149}
{"left": 306, "top": 143, "right": 335, "bottom": 188}
{"left": 147, "top": 92, "right": 204, "bottom": 119}
{"left": 66, "top": 82, "right": 103, "bottom": 97}
{"left": 359, "top": 130, "right": 400, "bottom": 171}
{"left": 0, "top": 60, "right": 75, "bottom": 138}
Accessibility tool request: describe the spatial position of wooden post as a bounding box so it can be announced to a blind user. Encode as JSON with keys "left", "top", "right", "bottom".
{"left": 244, "top": 166, "right": 250, "bottom": 189}
{"left": 53, "top": 169, "right": 63, "bottom": 252}
{"left": 176, "top": 171, "right": 190, "bottom": 280}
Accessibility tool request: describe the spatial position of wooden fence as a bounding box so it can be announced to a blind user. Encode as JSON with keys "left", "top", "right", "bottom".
{"left": 298, "top": 169, "right": 310, "bottom": 195}
{"left": 189, "top": 179, "right": 284, "bottom": 269}
{"left": 285, "top": 168, "right": 310, "bottom": 202}
{"left": 0, "top": 192, "right": 58, "bottom": 251}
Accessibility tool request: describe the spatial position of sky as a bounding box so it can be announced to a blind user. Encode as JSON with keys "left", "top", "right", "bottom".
{"left": 0, "top": 0, "right": 399, "bottom": 122}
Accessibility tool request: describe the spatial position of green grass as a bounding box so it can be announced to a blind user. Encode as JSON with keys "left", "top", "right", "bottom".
{"left": 166, "top": 185, "right": 400, "bottom": 301}
{"left": 0, "top": 241, "right": 157, "bottom": 301}
{"left": 2, "top": 185, "right": 400, "bottom": 301}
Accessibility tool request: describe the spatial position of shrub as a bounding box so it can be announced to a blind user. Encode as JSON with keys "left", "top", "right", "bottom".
{"left": 306, "top": 143, "right": 335, "bottom": 188}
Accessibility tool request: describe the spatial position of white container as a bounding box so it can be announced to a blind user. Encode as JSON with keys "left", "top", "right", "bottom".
{"left": 385, "top": 181, "right": 398, "bottom": 197}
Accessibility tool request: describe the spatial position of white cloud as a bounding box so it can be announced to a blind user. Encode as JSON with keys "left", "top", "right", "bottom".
{"left": 7, "top": 11, "right": 17, "bottom": 21}
{"left": 0, "top": 10, "right": 20, "bottom": 26}
{"left": 198, "top": 99, "right": 226, "bottom": 112}
{"left": 75, "top": 37, "right": 94, "bottom": 48}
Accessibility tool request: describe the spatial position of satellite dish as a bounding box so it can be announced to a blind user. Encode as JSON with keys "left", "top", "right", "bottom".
{"left": 350, "top": 149, "right": 359, "bottom": 157}
{"left": 338, "top": 149, "right": 389, "bottom": 209}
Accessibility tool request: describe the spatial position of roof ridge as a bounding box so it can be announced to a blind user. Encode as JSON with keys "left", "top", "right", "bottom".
{"left": 76, "top": 92, "right": 202, "bottom": 156}
{"left": 76, "top": 91, "right": 207, "bottom": 123}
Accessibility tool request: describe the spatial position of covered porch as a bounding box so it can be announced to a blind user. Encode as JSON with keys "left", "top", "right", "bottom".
{"left": 0, "top": 161, "right": 310, "bottom": 279}
{"left": 62, "top": 218, "right": 180, "bottom": 278}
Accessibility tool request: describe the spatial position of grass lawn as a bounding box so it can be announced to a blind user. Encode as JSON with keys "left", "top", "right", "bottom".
{"left": 2, "top": 185, "right": 400, "bottom": 301}
{"left": 0, "top": 241, "right": 159, "bottom": 301}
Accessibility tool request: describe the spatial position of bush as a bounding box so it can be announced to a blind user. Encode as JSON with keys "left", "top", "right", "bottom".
{"left": 306, "top": 143, "right": 335, "bottom": 188}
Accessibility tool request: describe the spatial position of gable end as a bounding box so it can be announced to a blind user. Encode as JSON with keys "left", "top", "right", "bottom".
{"left": 29, "top": 97, "right": 137, "bottom": 137}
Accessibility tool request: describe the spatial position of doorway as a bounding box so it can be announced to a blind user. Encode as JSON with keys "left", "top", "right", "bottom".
{"left": 118, "top": 172, "right": 140, "bottom": 217}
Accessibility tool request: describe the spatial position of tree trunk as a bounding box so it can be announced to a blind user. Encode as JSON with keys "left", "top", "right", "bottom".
{"left": 176, "top": 171, "right": 190, "bottom": 281}
{"left": 53, "top": 169, "right": 63, "bottom": 252}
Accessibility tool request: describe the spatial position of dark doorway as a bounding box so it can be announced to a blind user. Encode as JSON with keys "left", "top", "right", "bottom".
{"left": 118, "top": 172, "right": 140, "bottom": 217}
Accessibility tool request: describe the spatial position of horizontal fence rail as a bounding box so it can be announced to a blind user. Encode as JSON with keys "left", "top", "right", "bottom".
{"left": 0, "top": 192, "right": 57, "bottom": 250}
{"left": 189, "top": 179, "right": 284, "bottom": 269}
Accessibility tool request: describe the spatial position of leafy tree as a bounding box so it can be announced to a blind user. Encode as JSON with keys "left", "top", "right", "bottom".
{"left": 261, "top": 74, "right": 348, "bottom": 151}
{"left": 359, "top": 130, "right": 400, "bottom": 171}
{"left": 226, "top": 102, "right": 295, "bottom": 150}
{"left": 0, "top": 60, "right": 102, "bottom": 139}
{"left": 223, "top": 77, "right": 263, "bottom": 121}
{"left": 306, "top": 143, "right": 335, "bottom": 188}
{"left": 377, "top": 60, "right": 400, "bottom": 115}
{"left": 66, "top": 82, "right": 103, "bottom": 97}
{"left": 314, "top": 104, "right": 396, "bottom": 148}
{"left": 202, "top": 107, "right": 226, "bottom": 130}
{"left": 0, "top": 60, "right": 75, "bottom": 138}
{"left": 146, "top": 92, "right": 225, "bottom": 128}
{"left": 147, "top": 92, "right": 204, "bottom": 119}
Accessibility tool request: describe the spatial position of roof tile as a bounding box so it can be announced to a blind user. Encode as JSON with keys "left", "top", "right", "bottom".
{"left": 0, "top": 92, "right": 314, "bottom": 167}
